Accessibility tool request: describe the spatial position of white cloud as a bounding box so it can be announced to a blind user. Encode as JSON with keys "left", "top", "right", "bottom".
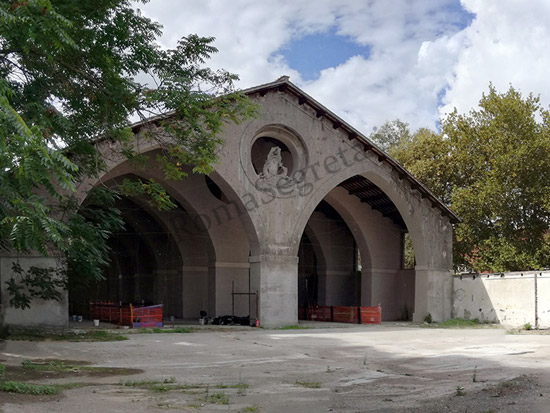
{"left": 136, "top": 0, "right": 550, "bottom": 135}
{"left": 439, "top": 0, "right": 550, "bottom": 119}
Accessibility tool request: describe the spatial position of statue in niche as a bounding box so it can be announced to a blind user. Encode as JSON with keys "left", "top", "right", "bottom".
{"left": 256, "top": 146, "right": 295, "bottom": 193}
{"left": 262, "top": 146, "right": 288, "bottom": 178}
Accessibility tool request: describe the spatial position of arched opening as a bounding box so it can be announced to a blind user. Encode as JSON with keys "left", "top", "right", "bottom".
{"left": 69, "top": 195, "right": 184, "bottom": 319}
{"left": 298, "top": 200, "right": 361, "bottom": 318}
{"left": 78, "top": 146, "right": 261, "bottom": 321}
{"left": 68, "top": 173, "right": 218, "bottom": 322}
{"left": 297, "top": 175, "right": 417, "bottom": 322}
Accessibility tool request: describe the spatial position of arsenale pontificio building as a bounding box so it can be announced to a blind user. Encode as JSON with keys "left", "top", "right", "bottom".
{"left": 2, "top": 77, "right": 457, "bottom": 328}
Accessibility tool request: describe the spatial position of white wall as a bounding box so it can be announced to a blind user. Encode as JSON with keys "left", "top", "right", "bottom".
{"left": 0, "top": 255, "right": 68, "bottom": 329}
{"left": 453, "top": 271, "right": 550, "bottom": 328}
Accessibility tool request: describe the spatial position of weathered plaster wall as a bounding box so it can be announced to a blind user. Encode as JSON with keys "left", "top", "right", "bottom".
{"left": 71, "top": 80, "right": 455, "bottom": 327}
{"left": 0, "top": 255, "right": 68, "bottom": 329}
{"left": 453, "top": 271, "right": 550, "bottom": 328}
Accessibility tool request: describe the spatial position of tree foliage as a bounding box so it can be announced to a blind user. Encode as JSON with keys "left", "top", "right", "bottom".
{"left": 369, "top": 119, "right": 410, "bottom": 152}
{"left": 389, "top": 85, "right": 550, "bottom": 272}
{"left": 389, "top": 127, "right": 455, "bottom": 204}
{"left": 0, "top": 0, "right": 256, "bottom": 307}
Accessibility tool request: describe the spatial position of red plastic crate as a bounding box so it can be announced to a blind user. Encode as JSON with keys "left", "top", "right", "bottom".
{"left": 360, "top": 306, "right": 382, "bottom": 324}
{"left": 332, "top": 306, "right": 359, "bottom": 323}
{"left": 308, "top": 305, "right": 332, "bottom": 322}
{"left": 132, "top": 304, "right": 163, "bottom": 328}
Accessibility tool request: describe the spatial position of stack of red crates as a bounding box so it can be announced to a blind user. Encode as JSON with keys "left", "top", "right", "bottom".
{"left": 90, "top": 301, "right": 163, "bottom": 328}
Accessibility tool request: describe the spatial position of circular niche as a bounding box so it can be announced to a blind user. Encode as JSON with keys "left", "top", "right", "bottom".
{"left": 248, "top": 125, "right": 308, "bottom": 180}
{"left": 251, "top": 137, "right": 293, "bottom": 176}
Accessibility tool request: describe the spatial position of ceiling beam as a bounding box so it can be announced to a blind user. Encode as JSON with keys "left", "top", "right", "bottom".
{"left": 360, "top": 193, "right": 388, "bottom": 203}
{"left": 347, "top": 186, "right": 377, "bottom": 195}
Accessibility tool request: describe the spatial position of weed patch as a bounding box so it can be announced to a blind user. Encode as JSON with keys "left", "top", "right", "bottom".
{"left": 21, "top": 359, "right": 114, "bottom": 373}
{"left": 4, "top": 329, "right": 127, "bottom": 342}
{"left": 296, "top": 381, "right": 321, "bottom": 389}
{"left": 207, "top": 392, "right": 229, "bottom": 404}
{"left": 121, "top": 377, "right": 207, "bottom": 393}
{"left": 240, "top": 406, "right": 260, "bottom": 412}
{"left": 136, "top": 327, "right": 194, "bottom": 334}
{"left": 277, "top": 325, "right": 313, "bottom": 330}
{"left": 215, "top": 383, "right": 248, "bottom": 390}
{"left": 420, "top": 318, "right": 497, "bottom": 329}
{"left": 0, "top": 381, "right": 59, "bottom": 395}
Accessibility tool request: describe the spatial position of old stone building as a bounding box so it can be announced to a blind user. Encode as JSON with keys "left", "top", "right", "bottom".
{"left": 1, "top": 77, "right": 457, "bottom": 328}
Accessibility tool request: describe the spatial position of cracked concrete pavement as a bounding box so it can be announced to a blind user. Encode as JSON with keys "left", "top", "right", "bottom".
{"left": 1, "top": 323, "right": 549, "bottom": 412}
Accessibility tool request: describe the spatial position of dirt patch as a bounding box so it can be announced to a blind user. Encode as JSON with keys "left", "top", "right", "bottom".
{"left": 4, "top": 360, "right": 142, "bottom": 382}
{"left": 0, "top": 391, "right": 66, "bottom": 406}
{"left": 0, "top": 358, "right": 142, "bottom": 407}
{"left": 408, "top": 375, "right": 546, "bottom": 412}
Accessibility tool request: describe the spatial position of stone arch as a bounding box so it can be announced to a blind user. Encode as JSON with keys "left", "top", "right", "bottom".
{"left": 98, "top": 170, "right": 216, "bottom": 263}
{"left": 89, "top": 148, "right": 259, "bottom": 261}
{"left": 291, "top": 147, "right": 447, "bottom": 270}
{"left": 69, "top": 186, "right": 188, "bottom": 318}
{"left": 76, "top": 137, "right": 262, "bottom": 258}
{"left": 89, "top": 149, "right": 261, "bottom": 318}
{"left": 288, "top": 145, "right": 452, "bottom": 321}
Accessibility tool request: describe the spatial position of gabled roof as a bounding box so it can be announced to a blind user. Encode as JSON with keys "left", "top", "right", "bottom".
{"left": 243, "top": 77, "right": 459, "bottom": 224}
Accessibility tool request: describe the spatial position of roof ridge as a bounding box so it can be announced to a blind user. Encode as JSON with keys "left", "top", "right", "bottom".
{"left": 244, "top": 77, "right": 458, "bottom": 223}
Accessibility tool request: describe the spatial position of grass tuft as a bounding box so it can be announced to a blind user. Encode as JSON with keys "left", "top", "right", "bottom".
{"left": 215, "top": 383, "right": 248, "bottom": 389}
{"left": 277, "top": 325, "right": 312, "bottom": 330}
{"left": 0, "top": 381, "right": 59, "bottom": 395}
{"left": 4, "top": 329, "right": 127, "bottom": 342}
{"left": 420, "top": 318, "right": 497, "bottom": 329}
{"left": 121, "top": 377, "right": 207, "bottom": 393}
{"left": 207, "top": 392, "right": 229, "bottom": 404}
{"left": 21, "top": 359, "right": 115, "bottom": 373}
{"left": 137, "top": 327, "right": 193, "bottom": 334}
{"left": 240, "top": 406, "right": 260, "bottom": 412}
{"left": 295, "top": 380, "right": 321, "bottom": 389}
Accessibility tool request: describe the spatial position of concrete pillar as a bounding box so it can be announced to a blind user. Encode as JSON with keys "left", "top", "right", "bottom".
{"left": 250, "top": 254, "right": 298, "bottom": 327}
{"left": 412, "top": 267, "right": 453, "bottom": 322}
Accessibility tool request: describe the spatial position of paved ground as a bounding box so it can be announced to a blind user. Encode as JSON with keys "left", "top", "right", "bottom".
{"left": 1, "top": 323, "right": 550, "bottom": 412}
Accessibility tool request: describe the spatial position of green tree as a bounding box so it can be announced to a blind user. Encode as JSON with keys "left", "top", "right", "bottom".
{"left": 388, "top": 127, "right": 454, "bottom": 204}
{"left": 0, "top": 0, "right": 255, "bottom": 308}
{"left": 390, "top": 85, "right": 550, "bottom": 272}
{"left": 370, "top": 119, "right": 411, "bottom": 152}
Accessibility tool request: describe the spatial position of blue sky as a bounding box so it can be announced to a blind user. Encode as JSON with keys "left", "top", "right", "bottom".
{"left": 139, "top": 0, "right": 550, "bottom": 134}
{"left": 280, "top": 31, "right": 371, "bottom": 81}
